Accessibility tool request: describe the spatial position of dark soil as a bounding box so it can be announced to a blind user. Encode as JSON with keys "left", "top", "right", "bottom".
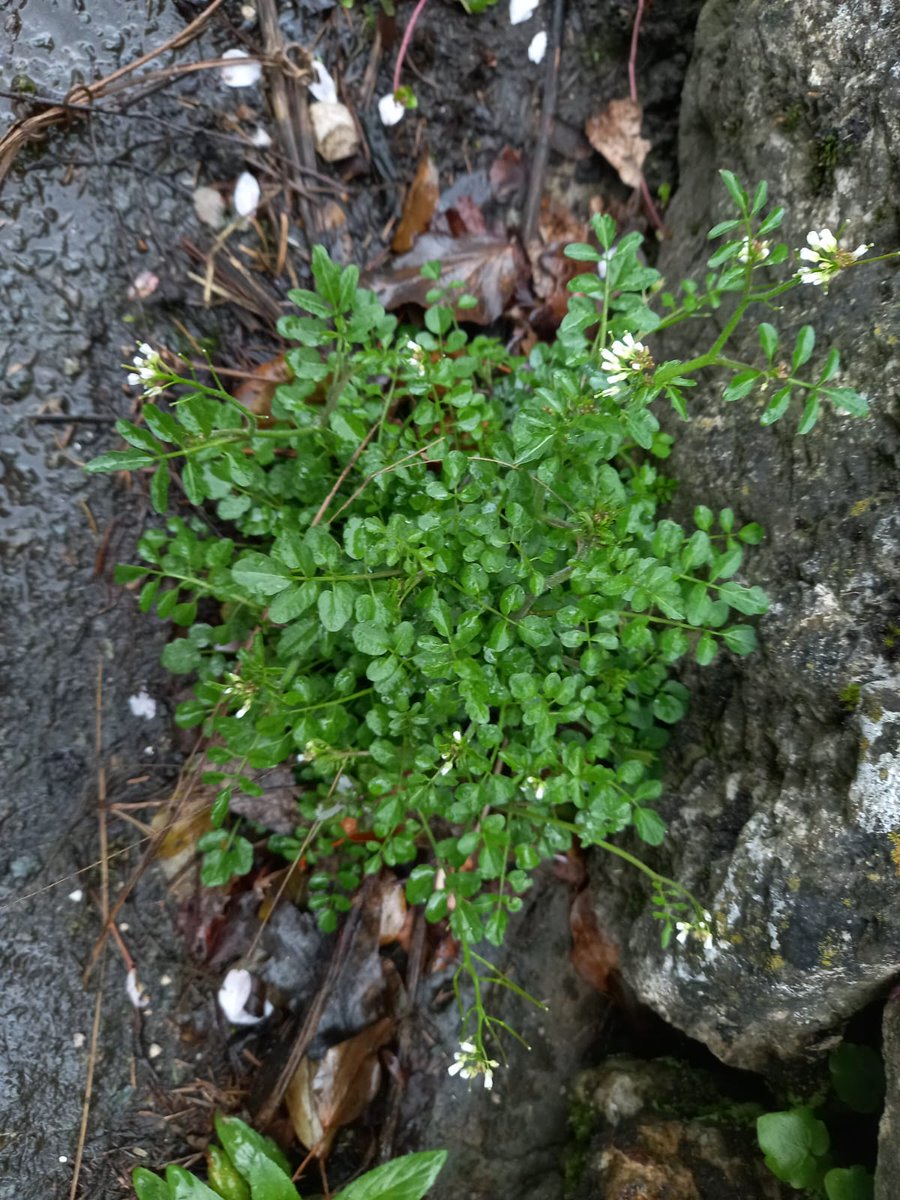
{"left": 0, "top": 0, "right": 701, "bottom": 1196}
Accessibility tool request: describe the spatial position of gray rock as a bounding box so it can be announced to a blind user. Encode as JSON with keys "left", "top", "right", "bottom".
{"left": 877, "top": 989, "right": 900, "bottom": 1200}
{"left": 569, "top": 1056, "right": 790, "bottom": 1200}
{"left": 589, "top": 0, "right": 900, "bottom": 1073}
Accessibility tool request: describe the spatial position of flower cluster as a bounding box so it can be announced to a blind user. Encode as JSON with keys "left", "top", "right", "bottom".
{"left": 737, "top": 236, "right": 771, "bottom": 264}
{"left": 221, "top": 672, "right": 257, "bottom": 719}
{"left": 796, "top": 228, "right": 870, "bottom": 290}
{"left": 599, "top": 332, "right": 655, "bottom": 397}
{"left": 439, "top": 729, "right": 463, "bottom": 776}
{"left": 447, "top": 1040, "right": 499, "bottom": 1089}
{"left": 675, "top": 909, "right": 716, "bottom": 950}
{"left": 126, "top": 343, "right": 167, "bottom": 396}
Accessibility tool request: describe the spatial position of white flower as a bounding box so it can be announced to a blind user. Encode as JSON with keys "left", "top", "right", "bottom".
{"left": 510, "top": 0, "right": 539, "bottom": 23}
{"left": 439, "top": 760, "right": 453, "bottom": 776}
{"left": 448, "top": 1041, "right": 499, "bottom": 1087}
{"left": 219, "top": 48, "right": 262, "bottom": 89}
{"left": 218, "top": 968, "right": 273, "bottom": 1026}
{"left": 525, "top": 774, "right": 546, "bottom": 800}
{"left": 126, "top": 343, "right": 166, "bottom": 395}
{"left": 675, "top": 921, "right": 691, "bottom": 945}
{"left": 599, "top": 332, "right": 655, "bottom": 397}
{"left": 309, "top": 60, "right": 338, "bottom": 104}
{"left": 233, "top": 170, "right": 261, "bottom": 218}
{"left": 452, "top": 729, "right": 462, "bottom": 743}
{"left": 796, "top": 227, "right": 870, "bottom": 289}
{"left": 527, "top": 31, "right": 547, "bottom": 63}
{"left": 404, "top": 339, "right": 426, "bottom": 374}
{"left": 378, "top": 93, "right": 406, "bottom": 126}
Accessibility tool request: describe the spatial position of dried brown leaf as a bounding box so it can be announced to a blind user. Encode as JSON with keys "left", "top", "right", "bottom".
{"left": 371, "top": 234, "right": 527, "bottom": 324}
{"left": 285, "top": 1017, "right": 394, "bottom": 1156}
{"left": 233, "top": 354, "right": 292, "bottom": 419}
{"left": 585, "top": 97, "right": 651, "bottom": 188}
{"left": 392, "top": 153, "right": 440, "bottom": 254}
{"left": 446, "top": 194, "right": 487, "bottom": 238}
{"left": 570, "top": 888, "right": 619, "bottom": 995}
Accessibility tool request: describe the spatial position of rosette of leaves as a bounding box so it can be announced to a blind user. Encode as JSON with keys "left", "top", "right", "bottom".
{"left": 133, "top": 1115, "right": 446, "bottom": 1200}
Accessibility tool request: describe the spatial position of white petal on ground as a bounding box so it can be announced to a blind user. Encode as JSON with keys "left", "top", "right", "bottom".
{"left": 68, "top": 889, "right": 84, "bottom": 902}
{"left": 527, "top": 30, "right": 547, "bottom": 62}
{"left": 249, "top": 125, "right": 272, "bottom": 148}
{"left": 126, "top": 967, "right": 150, "bottom": 1009}
{"left": 233, "top": 171, "right": 261, "bottom": 217}
{"left": 217, "top": 967, "right": 273, "bottom": 1025}
{"left": 128, "top": 690, "right": 156, "bottom": 720}
{"left": 510, "top": 0, "right": 539, "bottom": 24}
{"left": 219, "top": 48, "right": 262, "bottom": 88}
{"left": 378, "top": 93, "right": 406, "bottom": 126}
{"left": 309, "top": 59, "right": 339, "bottom": 104}
{"left": 193, "top": 184, "right": 226, "bottom": 229}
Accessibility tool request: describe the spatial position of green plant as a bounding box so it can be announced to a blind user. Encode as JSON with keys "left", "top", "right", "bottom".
{"left": 89, "top": 172, "right": 893, "bottom": 1076}
{"left": 756, "top": 1042, "right": 884, "bottom": 1198}
{"left": 133, "top": 1115, "right": 446, "bottom": 1199}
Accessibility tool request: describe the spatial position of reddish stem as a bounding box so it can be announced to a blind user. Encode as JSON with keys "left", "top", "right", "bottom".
{"left": 628, "top": 0, "right": 644, "bottom": 103}
{"left": 628, "top": 0, "right": 665, "bottom": 232}
{"left": 393, "top": 0, "right": 430, "bottom": 95}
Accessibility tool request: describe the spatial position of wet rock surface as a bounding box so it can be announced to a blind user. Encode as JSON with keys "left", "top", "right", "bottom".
{"left": 569, "top": 1056, "right": 789, "bottom": 1200}
{"left": 588, "top": 0, "right": 900, "bottom": 1075}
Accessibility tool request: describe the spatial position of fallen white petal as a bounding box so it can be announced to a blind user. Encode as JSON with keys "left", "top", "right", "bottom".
{"left": 309, "top": 59, "right": 338, "bottom": 105}
{"left": 249, "top": 125, "right": 272, "bottom": 148}
{"left": 378, "top": 93, "right": 406, "bottom": 126}
{"left": 73, "top": 1033, "right": 86, "bottom": 1048}
{"left": 510, "top": 0, "right": 539, "bottom": 24}
{"left": 148, "top": 1043, "right": 162, "bottom": 1059}
{"left": 218, "top": 967, "right": 273, "bottom": 1026}
{"left": 220, "top": 48, "right": 262, "bottom": 88}
{"left": 128, "top": 690, "right": 156, "bottom": 720}
{"left": 68, "top": 889, "right": 83, "bottom": 902}
{"left": 233, "top": 171, "right": 261, "bottom": 217}
{"left": 126, "top": 967, "right": 150, "bottom": 1009}
{"left": 527, "top": 30, "right": 547, "bottom": 62}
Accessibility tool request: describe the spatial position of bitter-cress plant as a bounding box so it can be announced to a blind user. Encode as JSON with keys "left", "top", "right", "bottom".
{"left": 89, "top": 173, "right": 889, "bottom": 1079}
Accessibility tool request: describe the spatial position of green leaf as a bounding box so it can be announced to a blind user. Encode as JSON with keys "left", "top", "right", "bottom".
{"left": 332, "top": 1150, "right": 448, "bottom": 1200}
{"left": 718, "top": 582, "right": 769, "bottom": 615}
{"left": 161, "top": 639, "right": 202, "bottom": 674}
{"left": 723, "top": 370, "right": 761, "bottom": 402}
{"left": 214, "top": 1117, "right": 294, "bottom": 1200}
{"left": 758, "top": 322, "right": 778, "bottom": 362}
{"left": 722, "top": 625, "right": 758, "bottom": 655}
{"left": 208, "top": 1145, "right": 251, "bottom": 1200}
{"left": 114, "top": 564, "right": 148, "bottom": 584}
{"left": 796, "top": 394, "right": 821, "bottom": 435}
{"left": 719, "top": 169, "right": 748, "bottom": 210}
{"left": 115, "top": 419, "right": 163, "bottom": 454}
{"left": 757, "top": 206, "right": 785, "bottom": 236}
{"left": 564, "top": 242, "right": 602, "bottom": 261}
{"left": 182, "top": 458, "right": 204, "bottom": 506}
{"left": 750, "top": 179, "right": 768, "bottom": 215}
{"left": 824, "top": 1166, "right": 875, "bottom": 1200}
{"left": 232, "top": 554, "right": 293, "bottom": 598}
{"left": 792, "top": 325, "right": 816, "bottom": 369}
{"left": 695, "top": 632, "right": 718, "bottom": 665}
{"left": 84, "top": 448, "right": 158, "bottom": 473}
{"left": 133, "top": 1168, "right": 170, "bottom": 1200}
{"left": 150, "top": 465, "right": 171, "bottom": 514}
{"left": 757, "top": 1109, "right": 829, "bottom": 1188}
{"left": 633, "top": 807, "right": 666, "bottom": 845}
{"left": 318, "top": 583, "right": 354, "bottom": 632}
{"left": 143, "top": 404, "right": 184, "bottom": 444}
{"left": 166, "top": 1164, "right": 225, "bottom": 1199}
{"left": 824, "top": 387, "right": 869, "bottom": 417}
{"left": 828, "top": 1043, "right": 885, "bottom": 1114}
{"left": 707, "top": 219, "right": 741, "bottom": 239}
{"left": 353, "top": 621, "right": 392, "bottom": 655}
{"left": 760, "top": 385, "right": 792, "bottom": 426}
